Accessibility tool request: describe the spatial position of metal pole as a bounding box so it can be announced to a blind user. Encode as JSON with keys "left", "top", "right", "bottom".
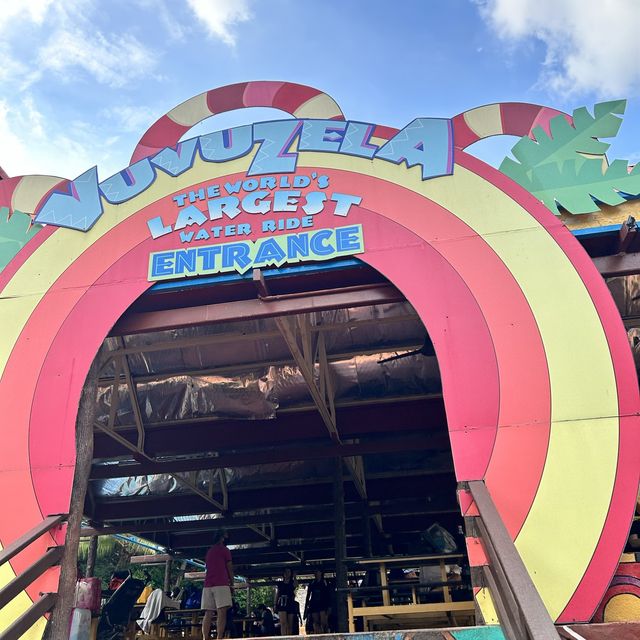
{"left": 333, "top": 457, "right": 348, "bottom": 632}
{"left": 164, "top": 557, "right": 173, "bottom": 593}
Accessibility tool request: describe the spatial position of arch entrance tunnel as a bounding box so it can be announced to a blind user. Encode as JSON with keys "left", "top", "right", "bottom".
{"left": 84, "top": 260, "right": 471, "bottom": 631}
{"left": 1, "top": 82, "right": 638, "bottom": 639}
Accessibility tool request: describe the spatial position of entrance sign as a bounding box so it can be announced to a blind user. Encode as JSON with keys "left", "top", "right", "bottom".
{"left": 32, "top": 117, "right": 453, "bottom": 232}
{"left": 0, "top": 81, "right": 638, "bottom": 635}
{"left": 148, "top": 224, "right": 364, "bottom": 281}
{"left": 144, "top": 170, "right": 365, "bottom": 279}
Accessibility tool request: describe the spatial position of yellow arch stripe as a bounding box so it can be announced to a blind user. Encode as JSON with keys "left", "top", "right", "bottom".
{"left": 0, "top": 157, "right": 259, "bottom": 631}
{"left": 418, "top": 165, "right": 617, "bottom": 619}
{"left": 168, "top": 91, "right": 213, "bottom": 127}
{"left": 0, "top": 151, "right": 619, "bottom": 622}
{"left": 463, "top": 104, "right": 503, "bottom": 138}
{"left": 0, "top": 554, "right": 45, "bottom": 636}
{"left": 0, "top": 155, "right": 258, "bottom": 378}
{"left": 291, "top": 153, "right": 618, "bottom": 619}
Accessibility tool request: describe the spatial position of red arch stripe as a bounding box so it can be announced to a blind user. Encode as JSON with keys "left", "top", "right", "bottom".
{"left": 131, "top": 81, "right": 345, "bottom": 164}
{"left": 0, "top": 169, "right": 548, "bottom": 602}
{"left": 458, "top": 151, "right": 640, "bottom": 621}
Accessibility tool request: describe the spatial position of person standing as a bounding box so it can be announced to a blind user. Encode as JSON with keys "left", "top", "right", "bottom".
{"left": 202, "top": 530, "right": 234, "bottom": 640}
{"left": 304, "top": 570, "right": 331, "bottom": 633}
{"left": 274, "top": 568, "right": 296, "bottom": 635}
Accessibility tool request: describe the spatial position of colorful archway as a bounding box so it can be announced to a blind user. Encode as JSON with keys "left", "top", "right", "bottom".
{"left": 0, "top": 82, "right": 638, "bottom": 635}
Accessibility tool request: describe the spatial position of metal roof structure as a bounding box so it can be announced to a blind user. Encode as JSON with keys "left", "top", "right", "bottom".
{"left": 84, "top": 262, "right": 461, "bottom": 576}
{"left": 82, "top": 235, "right": 640, "bottom": 576}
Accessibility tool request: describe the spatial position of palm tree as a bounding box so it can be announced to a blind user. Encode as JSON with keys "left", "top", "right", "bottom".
{"left": 78, "top": 535, "right": 159, "bottom": 583}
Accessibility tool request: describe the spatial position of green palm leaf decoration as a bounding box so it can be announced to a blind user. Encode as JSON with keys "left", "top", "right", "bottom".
{"left": 0, "top": 207, "right": 42, "bottom": 271}
{"left": 501, "top": 100, "right": 626, "bottom": 173}
{"left": 502, "top": 158, "right": 640, "bottom": 215}
{"left": 499, "top": 100, "right": 637, "bottom": 215}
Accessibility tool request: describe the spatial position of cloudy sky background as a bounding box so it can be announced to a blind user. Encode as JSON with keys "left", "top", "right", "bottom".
{"left": 1, "top": 0, "right": 640, "bottom": 179}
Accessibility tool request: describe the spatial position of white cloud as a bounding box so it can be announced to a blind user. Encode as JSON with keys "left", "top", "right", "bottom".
{"left": 37, "top": 29, "right": 156, "bottom": 88}
{"left": 0, "top": 96, "right": 126, "bottom": 179}
{"left": 0, "top": 0, "right": 56, "bottom": 30}
{"left": 0, "top": 43, "right": 28, "bottom": 84}
{"left": 186, "top": 0, "right": 252, "bottom": 46}
{"left": 0, "top": 1, "right": 157, "bottom": 89}
{"left": 476, "top": 0, "right": 640, "bottom": 97}
{"left": 135, "top": 0, "right": 187, "bottom": 41}
{"left": 101, "top": 105, "right": 158, "bottom": 134}
{"left": 0, "top": 1, "right": 158, "bottom": 179}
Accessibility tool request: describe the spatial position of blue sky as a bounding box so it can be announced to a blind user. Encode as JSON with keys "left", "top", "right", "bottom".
{"left": 1, "top": 0, "right": 640, "bottom": 180}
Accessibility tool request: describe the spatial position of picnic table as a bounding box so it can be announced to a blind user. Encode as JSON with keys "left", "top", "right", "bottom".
{"left": 345, "top": 554, "right": 475, "bottom": 631}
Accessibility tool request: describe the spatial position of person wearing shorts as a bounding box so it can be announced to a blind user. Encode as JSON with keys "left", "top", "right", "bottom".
{"left": 202, "top": 530, "right": 233, "bottom": 639}
{"left": 305, "top": 570, "right": 331, "bottom": 633}
{"left": 274, "top": 568, "right": 296, "bottom": 635}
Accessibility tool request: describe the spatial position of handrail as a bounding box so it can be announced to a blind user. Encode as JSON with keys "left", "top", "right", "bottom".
{"left": 0, "top": 514, "right": 66, "bottom": 567}
{"left": 337, "top": 579, "right": 469, "bottom": 593}
{"left": 0, "top": 546, "right": 64, "bottom": 609}
{"left": 0, "top": 593, "right": 57, "bottom": 640}
{"left": 0, "top": 514, "right": 68, "bottom": 639}
{"left": 468, "top": 481, "right": 560, "bottom": 640}
{"left": 480, "top": 556, "right": 525, "bottom": 638}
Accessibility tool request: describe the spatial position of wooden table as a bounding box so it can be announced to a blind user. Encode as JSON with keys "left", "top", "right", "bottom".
{"left": 131, "top": 609, "right": 256, "bottom": 638}
{"left": 124, "top": 608, "right": 201, "bottom": 639}
{"left": 355, "top": 554, "right": 465, "bottom": 605}
{"left": 347, "top": 554, "right": 473, "bottom": 632}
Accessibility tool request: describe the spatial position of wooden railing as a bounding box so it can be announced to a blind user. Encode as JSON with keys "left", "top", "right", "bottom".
{"left": 340, "top": 553, "right": 476, "bottom": 631}
{"left": 467, "top": 481, "right": 561, "bottom": 640}
{"left": 0, "top": 514, "right": 67, "bottom": 640}
{"left": 344, "top": 584, "right": 475, "bottom": 632}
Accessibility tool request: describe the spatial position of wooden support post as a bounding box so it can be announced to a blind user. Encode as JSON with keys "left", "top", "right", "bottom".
{"left": 347, "top": 592, "right": 355, "bottom": 633}
{"left": 44, "top": 350, "right": 103, "bottom": 640}
{"left": 440, "top": 559, "right": 452, "bottom": 602}
{"left": 333, "top": 457, "right": 348, "bottom": 632}
{"left": 379, "top": 562, "right": 390, "bottom": 606}
{"left": 85, "top": 535, "right": 98, "bottom": 578}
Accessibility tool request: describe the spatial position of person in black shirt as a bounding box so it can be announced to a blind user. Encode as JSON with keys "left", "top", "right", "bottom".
{"left": 274, "top": 568, "right": 296, "bottom": 635}
{"left": 254, "top": 604, "right": 275, "bottom": 636}
{"left": 304, "top": 570, "right": 331, "bottom": 633}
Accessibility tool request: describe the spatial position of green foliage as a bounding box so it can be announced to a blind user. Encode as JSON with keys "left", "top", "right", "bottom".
{"left": 78, "top": 536, "right": 157, "bottom": 563}
{"left": 502, "top": 158, "right": 640, "bottom": 215}
{"left": 234, "top": 585, "right": 276, "bottom": 611}
{"left": 77, "top": 536, "right": 165, "bottom": 589}
{"left": 0, "top": 208, "right": 42, "bottom": 271}
{"left": 499, "top": 100, "right": 640, "bottom": 215}
{"left": 501, "top": 100, "right": 626, "bottom": 174}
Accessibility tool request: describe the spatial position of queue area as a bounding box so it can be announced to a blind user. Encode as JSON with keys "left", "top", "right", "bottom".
{"left": 77, "top": 259, "right": 474, "bottom": 638}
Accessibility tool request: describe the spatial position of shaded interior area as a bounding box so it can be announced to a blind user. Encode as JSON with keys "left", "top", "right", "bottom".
{"left": 607, "top": 274, "right": 640, "bottom": 554}
{"left": 81, "top": 260, "right": 473, "bottom": 632}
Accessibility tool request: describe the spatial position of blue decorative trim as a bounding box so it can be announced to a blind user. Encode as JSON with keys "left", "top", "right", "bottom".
{"left": 571, "top": 224, "right": 621, "bottom": 237}
{"left": 149, "top": 257, "right": 364, "bottom": 292}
